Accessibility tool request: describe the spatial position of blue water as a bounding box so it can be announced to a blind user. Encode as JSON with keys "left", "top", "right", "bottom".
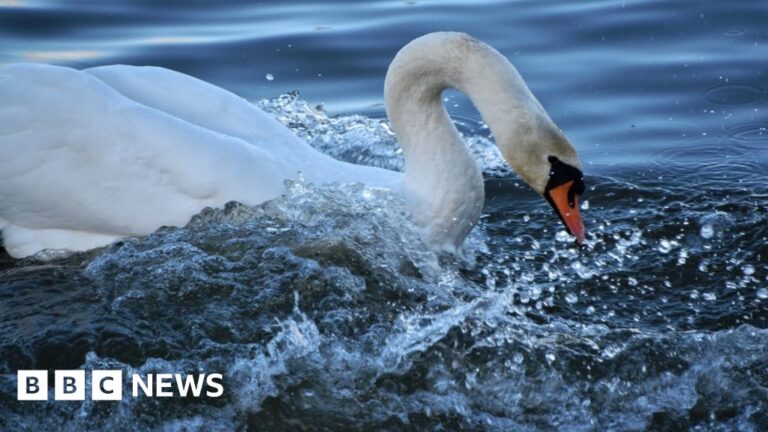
{"left": 1, "top": 0, "right": 767, "bottom": 430}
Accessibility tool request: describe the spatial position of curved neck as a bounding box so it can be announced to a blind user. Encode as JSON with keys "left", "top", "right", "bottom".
{"left": 384, "top": 32, "right": 550, "bottom": 248}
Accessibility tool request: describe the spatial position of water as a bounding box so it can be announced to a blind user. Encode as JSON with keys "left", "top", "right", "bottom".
{"left": 1, "top": 0, "right": 767, "bottom": 430}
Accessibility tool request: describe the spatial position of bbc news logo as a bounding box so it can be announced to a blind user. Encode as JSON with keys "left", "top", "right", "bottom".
{"left": 17, "top": 370, "right": 224, "bottom": 401}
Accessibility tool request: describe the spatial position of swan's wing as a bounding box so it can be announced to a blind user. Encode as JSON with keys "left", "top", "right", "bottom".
{"left": 83, "top": 65, "right": 403, "bottom": 189}
{"left": 85, "top": 64, "right": 315, "bottom": 168}
{"left": 0, "top": 63, "right": 286, "bottom": 237}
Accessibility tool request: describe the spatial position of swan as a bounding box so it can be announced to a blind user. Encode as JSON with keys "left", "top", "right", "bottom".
{"left": 0, "top": 32, "right": 585, "bottom": 259}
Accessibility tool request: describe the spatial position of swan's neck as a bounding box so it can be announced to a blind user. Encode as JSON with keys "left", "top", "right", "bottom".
{"left": 384, "top": 32, "right": 552, "bottom": 248}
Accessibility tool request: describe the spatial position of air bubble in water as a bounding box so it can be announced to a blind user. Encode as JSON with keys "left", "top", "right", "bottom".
{"left": 266, "top": 73, "right": 274, "bottom": 81}
{"left": 581, "top": 200, "right": 589, "bottom": 210}
{"left": 743, "top": 265, "right": 755, "bottom": 275}
{"left": 565, "top": 292, "right": 578, "bottom": 304}
{"left": 700, "top": 224, "right": 714, "bottom": 239}
{"left": 757, "top": 288, "right": 768, "bottom": 299}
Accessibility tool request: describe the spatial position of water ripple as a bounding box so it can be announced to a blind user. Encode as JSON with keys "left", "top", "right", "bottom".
{"left": 725, "top": 122, "right": 768, "bottom": 143}
{"left": 703, "top": 84, "right": 766, "bottom": 106}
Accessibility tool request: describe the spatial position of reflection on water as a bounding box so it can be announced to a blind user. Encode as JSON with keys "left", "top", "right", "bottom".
{"left": 1, "top": 0, "right": 767, "bottom": 430}
{"left": 22, "top": 49, "right": 104, "bottom": 61}
{"left": 140, "top": 36, "right": 203, "bottom": 45}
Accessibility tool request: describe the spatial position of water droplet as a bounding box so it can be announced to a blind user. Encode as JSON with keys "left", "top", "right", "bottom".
{"left": 571, "top": 261, "right": 595, "bottom": 279}
{"left": 519, "top": 292, "right": 530, "bottom": 304}
{"left": 743, "top": 265, "right": 755, "bottom": 275}
{"left": 565, "top": 293, "right": 578, "bottom": 304}
{"left": 555, "top": 230, "right": 572, "bottom": 242}
{"left": 602, "top": 345, "right": 621, "bottom": 359}
{"left": 757, "top": 288, "right": 768, "bottom": 299}
{"left": 265, "top": 73, "right": 274, "bottom": 81}
{"left": 698, "top": 212, "right": 734, "bottom": 239}
{"left": 581, "top": 200, "right": 589, "bottom": 210}
{"left": 523, "top": 214, "right": 530, "bottom": 222}
{"left": 657, "top": 239, "right": 672, "bottom": 254}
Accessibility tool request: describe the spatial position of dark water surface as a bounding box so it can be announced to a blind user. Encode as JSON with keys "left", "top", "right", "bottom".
{"left": 1, "top": 0, "right": 767, "bottom": 431}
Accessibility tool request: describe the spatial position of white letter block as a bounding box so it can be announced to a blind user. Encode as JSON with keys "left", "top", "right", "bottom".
{"left": 92, "top": 370, "right": 123, "bottom": 401}
{"left": 17, "top": 370, "right": 48, "bottom": 401}
{"left": 55, "top": 370, "right": 85, "bottom": 400}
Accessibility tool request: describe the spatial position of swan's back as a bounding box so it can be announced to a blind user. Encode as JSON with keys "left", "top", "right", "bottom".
{"left": 85, "top": 65, "right": 319, "bottom": 167}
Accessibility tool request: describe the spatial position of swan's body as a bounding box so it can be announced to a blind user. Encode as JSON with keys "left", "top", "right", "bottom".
{"left": 0, "top": 62, "right": 398, "bottom": 257}
{"left": 0, "top": 32, "right": 584, "bottom": 258}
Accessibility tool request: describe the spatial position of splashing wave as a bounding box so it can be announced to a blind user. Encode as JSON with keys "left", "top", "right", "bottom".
{"left": 1, "top": 94, "right": 767, "bottom": 431}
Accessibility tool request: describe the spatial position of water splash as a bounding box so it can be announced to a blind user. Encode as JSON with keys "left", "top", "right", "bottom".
{"left": 258, "top": 92, "right": 512, "bottom": 176}
{"left": 1, "top": 95, "right": 767, "bottom": 431}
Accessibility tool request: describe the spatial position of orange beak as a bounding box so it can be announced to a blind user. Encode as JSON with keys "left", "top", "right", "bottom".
{"left": 546, "top": 180, "right": 586, "bottom": 244}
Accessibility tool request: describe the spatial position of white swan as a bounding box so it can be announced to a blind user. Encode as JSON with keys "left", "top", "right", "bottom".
{"left": 0, "top": 32, "right": 585, "bottom": 259}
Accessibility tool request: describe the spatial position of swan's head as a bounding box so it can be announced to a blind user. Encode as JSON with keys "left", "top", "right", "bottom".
{"left": 384, "top": 31, "right": 586, "bottom": 244}
{"left": 497, "top": 125, "right": 586, "bottom": 244}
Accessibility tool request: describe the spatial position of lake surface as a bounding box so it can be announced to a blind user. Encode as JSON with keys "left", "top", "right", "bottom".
{"left": 1, "top": 0, "right": 767, "bottom": 430}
